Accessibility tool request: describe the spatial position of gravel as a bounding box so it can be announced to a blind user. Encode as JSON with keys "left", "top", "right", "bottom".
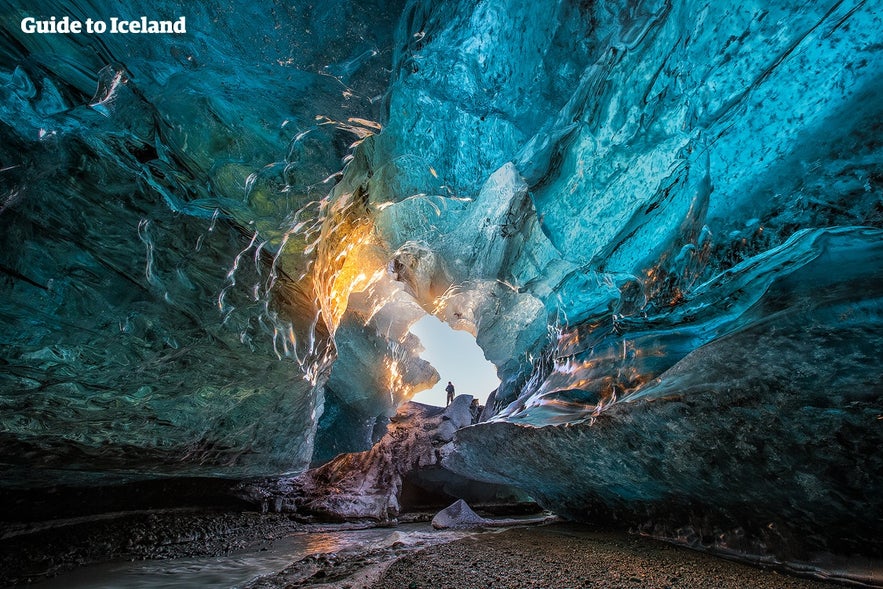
{"left": 0, "top": 510, "right": 304, "bottom": 585}
{"left": 370, "top": 524, "right": 842, "bottom": 589}
{"left": 1, "top": 516, "right": 851, "bottom": 588}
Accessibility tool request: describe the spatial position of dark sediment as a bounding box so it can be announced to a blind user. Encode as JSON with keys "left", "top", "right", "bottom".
{"left": 0, "top": 510, "right": 303, "bottom": 585}
{"left": 371, "top": 524, "right": 845, "bottom": 589}
{"left": 1, "top": 515, "right": 863, "bottom": 588}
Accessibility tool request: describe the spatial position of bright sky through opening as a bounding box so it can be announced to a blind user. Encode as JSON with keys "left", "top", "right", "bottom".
{"left": 409, "top": 314, "right": 500, "bottom": 407}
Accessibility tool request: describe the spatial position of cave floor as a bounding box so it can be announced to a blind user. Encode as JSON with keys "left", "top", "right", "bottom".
{"left": 370, "top": 524, "right": 852, "bottom": 589}
{"left": 2, "top": 515, "right": 866, "bottom": 588}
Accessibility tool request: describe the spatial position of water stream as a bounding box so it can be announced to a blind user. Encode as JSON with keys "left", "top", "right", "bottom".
{"left": 31, "top": 523, "right": 465, "bottom": 589}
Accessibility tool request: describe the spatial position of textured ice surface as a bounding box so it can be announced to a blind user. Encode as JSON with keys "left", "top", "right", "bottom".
{"left": 0, "top": 0, "right": 407, "bottom": 480}
{"left": 1, "top": 0, "right": 882, "bottom": 563}
{"left": 446, "top": 227, "right": 883, "bottom": 559}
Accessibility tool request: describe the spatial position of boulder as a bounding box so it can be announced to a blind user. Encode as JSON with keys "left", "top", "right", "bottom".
{"left": 431, "top": 499, "right": 487, "bottom": 529}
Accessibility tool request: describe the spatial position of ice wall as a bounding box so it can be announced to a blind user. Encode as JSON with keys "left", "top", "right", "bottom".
{"left": 231, "top": 0, "right": 880, "bottom": 560}
{"left": 364, "top": 0, "right": 882, "bottom": 561}
{"left": 367, "top": 0, "right": 883, "bottom": 406}
{"left": 0, "top": 0, "right": 410, "bottom": 481}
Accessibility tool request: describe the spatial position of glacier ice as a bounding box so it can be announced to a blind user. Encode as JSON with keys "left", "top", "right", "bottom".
{"left": 0, "top": 0, "right": 882, "bottom": 566}
{"left": 0, "top": 0, "right": 409, "bottom": 480}
{"left": 445, "top": 225, "right": 883, "bottom": 558}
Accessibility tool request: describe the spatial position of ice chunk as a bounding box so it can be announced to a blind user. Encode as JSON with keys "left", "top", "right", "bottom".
{"left": 431, "top": 499, "right": 487, "bottom": 529}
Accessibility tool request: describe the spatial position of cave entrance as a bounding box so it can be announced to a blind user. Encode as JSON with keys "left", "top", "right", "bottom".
{"left": 408, "top": 314, "right": 500, "bottom": 407}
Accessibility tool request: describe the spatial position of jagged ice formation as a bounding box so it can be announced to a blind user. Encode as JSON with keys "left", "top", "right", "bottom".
{"left": 1, "top": 0, "right": 881, "bottom": 567}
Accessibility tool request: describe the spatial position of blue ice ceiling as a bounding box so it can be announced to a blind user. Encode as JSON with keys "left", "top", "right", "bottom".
{"left": 0, "top": 0, "right": 881, "bottom": 559}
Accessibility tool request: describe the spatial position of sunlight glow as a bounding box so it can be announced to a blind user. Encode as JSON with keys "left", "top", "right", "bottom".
{"left": 409, "top": 314, "right": 500, "bottom": 407}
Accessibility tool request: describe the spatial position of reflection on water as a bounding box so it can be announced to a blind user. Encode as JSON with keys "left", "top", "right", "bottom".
{"left": 32, "top": 524, "right": 456, "bottom": 589}
{"left": 302, "top": 531, "right": 347, "bottom": 555}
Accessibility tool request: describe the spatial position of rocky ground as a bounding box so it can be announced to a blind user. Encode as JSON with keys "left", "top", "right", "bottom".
{"left": 0, "top": 509, "right": 306, "bottom": 585}
{"left": 1, "top": 514, "right": 862, "bottom": 588}
{"left": 241, "top": 399, "right": 529, "bottom": 522}
{"left": 370, "top": 524, "right": 845, "bottom": 589}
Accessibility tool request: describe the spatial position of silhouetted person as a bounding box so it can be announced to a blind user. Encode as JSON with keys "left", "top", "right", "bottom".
{"left": 445, "top": 381, "right": 455, "bottom": 406}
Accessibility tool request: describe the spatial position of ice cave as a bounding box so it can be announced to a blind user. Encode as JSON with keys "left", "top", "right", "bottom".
{"left": 0, "top": 0, "right": 881, "bottom": 586}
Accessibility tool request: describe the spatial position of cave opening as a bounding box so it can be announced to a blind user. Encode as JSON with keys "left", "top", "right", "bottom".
{"left": 408, "top": 313, "right": 500, "bottom": 407}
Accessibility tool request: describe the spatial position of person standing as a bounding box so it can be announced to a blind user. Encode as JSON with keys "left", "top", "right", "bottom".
{"left": 445, "top": 381, "right": 455, "bottom": 406}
